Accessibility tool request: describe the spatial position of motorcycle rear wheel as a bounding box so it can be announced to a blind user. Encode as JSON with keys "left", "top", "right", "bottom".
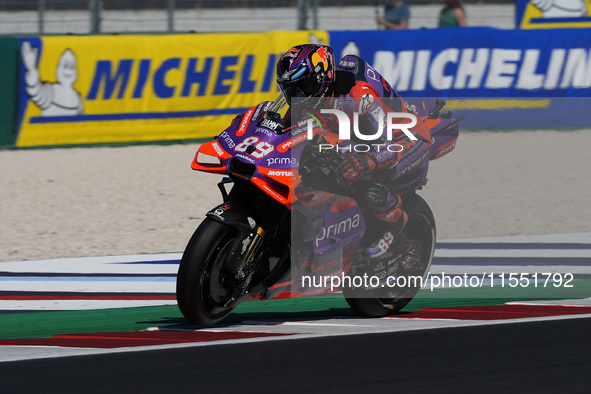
{"left": 343, "top": 194, "right": 436, "bottom": 317}
{"left": 176, "top": 218, "right": 238, "bottom": 325}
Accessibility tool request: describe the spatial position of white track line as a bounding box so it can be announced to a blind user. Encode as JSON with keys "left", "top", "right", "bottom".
{"left": 2, "top": 313, "right": 591, "bottom": 363}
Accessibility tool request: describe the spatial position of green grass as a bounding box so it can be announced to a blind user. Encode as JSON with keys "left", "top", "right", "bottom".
{"left": 1, "top": 280, "right": 589, "bottom": 340}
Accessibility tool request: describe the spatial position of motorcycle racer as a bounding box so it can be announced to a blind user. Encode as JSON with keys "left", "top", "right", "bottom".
{"left": 276, "top": 44, "right": 432, "bottom": 260}
{"left": 179, "top": 44, "right": 462, "bottom": 324}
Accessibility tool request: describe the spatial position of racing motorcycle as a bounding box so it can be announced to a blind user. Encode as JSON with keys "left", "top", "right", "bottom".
{"left": 176, "top": 96, "right": 464, "bottom": 325}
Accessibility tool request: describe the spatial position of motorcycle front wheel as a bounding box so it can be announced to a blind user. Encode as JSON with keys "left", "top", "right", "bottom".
{"left": 176, "top": 218, "right": 239, "bottom": 325}
{"left": 343, "top": 194, "right": 436, "bottom": 317}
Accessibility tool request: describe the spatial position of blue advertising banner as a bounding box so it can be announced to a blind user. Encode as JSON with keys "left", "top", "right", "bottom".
{"left": 329, "top": 28, "right": 591, "bottom": 98}
{"left": 440, "top": 97, "right": 591, "bottom": 129}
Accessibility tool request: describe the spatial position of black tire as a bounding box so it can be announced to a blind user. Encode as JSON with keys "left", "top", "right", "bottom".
{"left": 176, "top": 218, "right": 238, "bottom": 325}
{"left": 343, "top": 194, "right": 436, "bottom": 317}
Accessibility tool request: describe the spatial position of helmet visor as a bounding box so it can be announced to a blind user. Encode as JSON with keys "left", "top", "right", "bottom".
{"left": 279, "top": 76, "right": 322, "bottom": 104}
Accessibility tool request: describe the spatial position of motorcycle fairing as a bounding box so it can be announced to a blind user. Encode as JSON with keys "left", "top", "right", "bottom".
{"left": 289, "top": 186, "right": 366, "bottom": 297}
{"left": 206, "top": 201, "right": 258, "bottom": 231}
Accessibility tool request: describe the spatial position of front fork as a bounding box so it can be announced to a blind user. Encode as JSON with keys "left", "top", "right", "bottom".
{"left": 210, "top": 177, "right": 288, "bottom": 307}
{"left": 242, "top": 227, "right": 266, "bottom": 273}
{"left": 223, "top": 226, "right": 267, "bottom": 308}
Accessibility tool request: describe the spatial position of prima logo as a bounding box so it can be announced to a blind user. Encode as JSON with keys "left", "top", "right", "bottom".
{"left": 266, "top": 157, "right": 296, "bottom": 166}
{"left": 306, "top": 109, "right": 418, "bottom": 142}
{"left": 219, "top": 131, "right": 235, "bottom": 149}
{"left": 315, "top": 214, "right": 361, "bottom": 247}
{"left": 255, "top": 127, "right": 276, "bottom": 137}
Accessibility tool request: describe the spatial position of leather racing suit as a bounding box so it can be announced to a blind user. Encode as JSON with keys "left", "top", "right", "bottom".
{"left": 306, "top": 54, "right": 432, "bottom": 258}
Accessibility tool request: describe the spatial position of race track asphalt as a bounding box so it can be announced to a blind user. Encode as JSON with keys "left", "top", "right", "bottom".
{"left": 2, "top": 317, "right": 590, "bottom": 393}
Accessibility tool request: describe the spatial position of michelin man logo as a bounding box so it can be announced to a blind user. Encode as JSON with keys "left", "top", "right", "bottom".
{"left": 530, "top": 0, "right": 587, "bottom": 17}
{"left": 21, "top": 41, "right": 83, "bottom": 116}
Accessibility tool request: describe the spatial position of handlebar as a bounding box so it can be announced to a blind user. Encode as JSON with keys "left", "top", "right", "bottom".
{"left": 428, "top": 99, "right": 447, "bottom": 119}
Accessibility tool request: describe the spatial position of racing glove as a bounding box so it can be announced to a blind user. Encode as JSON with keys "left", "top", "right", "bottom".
{"left": 300, "top": 134, "right": 348, "bottom": 193}
{"left": 339, "top": 154, "right": 377, "bottom": 180}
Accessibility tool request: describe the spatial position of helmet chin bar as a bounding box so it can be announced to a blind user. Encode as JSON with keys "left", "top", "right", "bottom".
{"left": 280, "top": 74, "right": 334, "bottom": 108}
{"left": 281, "top": 86, "right": 307, "bottom": 105}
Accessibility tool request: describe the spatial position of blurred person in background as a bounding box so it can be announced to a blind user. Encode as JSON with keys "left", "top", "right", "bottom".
{"left": 377, "top": 0, "right": 410, "bottom": 30}
{"left": 439, "top": 0, "right": 467, "bottom": 27}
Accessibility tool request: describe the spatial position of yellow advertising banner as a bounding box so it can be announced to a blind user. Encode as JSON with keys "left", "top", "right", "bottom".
{"left": 16, "top": 31, "right": 328, "bottom": 147}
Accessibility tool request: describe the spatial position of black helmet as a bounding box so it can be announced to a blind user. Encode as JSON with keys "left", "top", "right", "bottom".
{"left": 276, "top": 44, "right": 336, "bottom": 105}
